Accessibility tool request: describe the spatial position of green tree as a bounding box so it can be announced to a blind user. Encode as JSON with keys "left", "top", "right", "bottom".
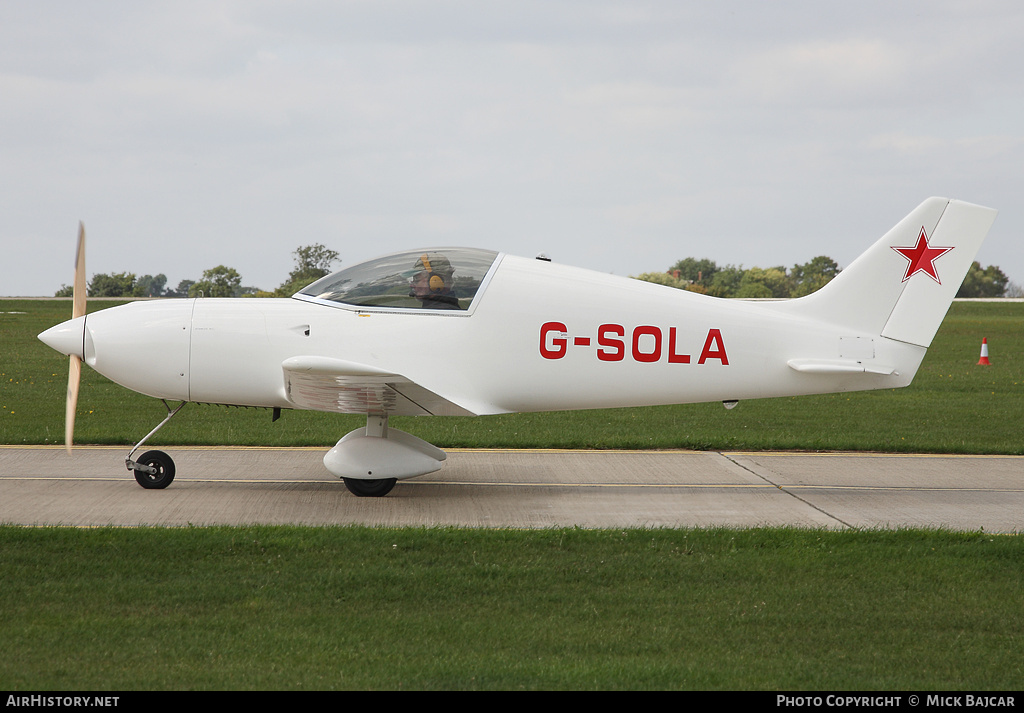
{"left": 276, "top": 243, "right": 340, "bottom": 296}
{"left": 133, "top": 274, "right": 167, "bottom": 297}
{"left": 633, "top": 271, "right": 688, "bottom": 289}
{"left": 790, "top": 256, "right": 840, "bottom": 297}
{"left": 190, "top": 266, "right": 242, "bottom": 298}
{"left": 957, "top": 262, "right": 1008, "bottom": 298}
{"left": 88, "top": 272, "right": 137, "bottom": 297}
{"left": 165, "top": 279, "right": 194, "bottom": 298}
{"left": 668, "top": 257, "right": 719, "bottom": 289}
{"left": 707, "top": 265, "right": 745, "bottom": 297}
{"left": 735, "top": 266, "right": 790, "bottom": 299}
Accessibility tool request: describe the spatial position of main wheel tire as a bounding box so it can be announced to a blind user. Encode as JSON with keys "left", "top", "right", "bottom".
{"left": 133, "top": 450, "right": 175, "bottom": 489}
{"left": 343, "top": 477, "right": 397, "bottom": 497}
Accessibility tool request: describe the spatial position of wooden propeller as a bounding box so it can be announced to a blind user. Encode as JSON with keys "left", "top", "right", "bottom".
{"left": 65, "top": 222, "right": 86, "bottom": 453}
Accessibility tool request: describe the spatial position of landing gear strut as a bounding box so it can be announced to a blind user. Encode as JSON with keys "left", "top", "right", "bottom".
{"left": 126, "top": 400, "right": 186, "bottom": 489}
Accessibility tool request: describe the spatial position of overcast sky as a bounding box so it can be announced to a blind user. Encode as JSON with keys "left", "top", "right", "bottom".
{"left": 3, "top": 1, "right": 1022, "bottom": 296}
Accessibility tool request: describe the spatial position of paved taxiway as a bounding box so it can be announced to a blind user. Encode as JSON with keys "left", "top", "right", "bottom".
{"left": 1, "top": 446, "right": 1021, "bottom": 531}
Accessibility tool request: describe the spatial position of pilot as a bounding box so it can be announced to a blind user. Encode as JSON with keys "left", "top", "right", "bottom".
{"left": 409, "top": 252, "right": 461, "bottom": 309}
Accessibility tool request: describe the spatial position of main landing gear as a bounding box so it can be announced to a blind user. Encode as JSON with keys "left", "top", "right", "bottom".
{"left": 342, "top": 477, "right": 397, "bottom": 497}
{"left": 126, "top": 400, "right": 186, "bottom": 489}
{"left": 325, "top": 415, "right": 447, "bottom": 497}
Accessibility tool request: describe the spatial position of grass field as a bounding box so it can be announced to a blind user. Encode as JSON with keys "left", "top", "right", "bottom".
{"left": 1, "top": 525, "right": 1021, "bottom": 690}
{"left": 2, "top": 298, "right": 1023, "bottom": 452}
{"left": 2, "top": 299, "right": 1022, "bottom": 691}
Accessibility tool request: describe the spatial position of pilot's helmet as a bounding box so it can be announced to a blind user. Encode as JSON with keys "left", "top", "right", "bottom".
{"left": 412, "top": 252, "right": 455, "bottom": 293}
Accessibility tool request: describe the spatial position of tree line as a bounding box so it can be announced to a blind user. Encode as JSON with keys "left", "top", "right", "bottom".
{"left": 58, "top": 244, "right": 1013, "bottom": 299}
{"left": 635, "top": 256, "right": 1013, "bottom": 299}
{"left": 55, "top": 244, "right": 340, "bottom": 298}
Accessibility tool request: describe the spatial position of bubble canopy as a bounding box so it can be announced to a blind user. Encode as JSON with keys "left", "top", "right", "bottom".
{"left": 294, "top": 248, "right": 501, "bottom": 312}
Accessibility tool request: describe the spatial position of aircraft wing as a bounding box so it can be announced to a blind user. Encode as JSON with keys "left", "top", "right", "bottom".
{"left": 281, "top": 356, "right": 477, "bottom": 417}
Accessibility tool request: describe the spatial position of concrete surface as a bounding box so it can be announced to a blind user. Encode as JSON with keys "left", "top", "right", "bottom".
{"left": 1, "top": 446, "right": 1021, "bottom": 531}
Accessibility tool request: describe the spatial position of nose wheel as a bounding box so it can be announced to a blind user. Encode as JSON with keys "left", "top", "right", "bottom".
{"left": 132, "top": 450, "right": 176, "bottom": 489}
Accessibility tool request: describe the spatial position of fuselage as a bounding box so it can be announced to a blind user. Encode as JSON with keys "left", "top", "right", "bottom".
{"left": 43, "top": 253, "right": 924, "bottom": 417}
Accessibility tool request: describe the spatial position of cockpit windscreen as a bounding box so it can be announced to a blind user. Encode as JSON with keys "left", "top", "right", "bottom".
{"left": 297, "top": 248, "right": 499, "bottom": 311}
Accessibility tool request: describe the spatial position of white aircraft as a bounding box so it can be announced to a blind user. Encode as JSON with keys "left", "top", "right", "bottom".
{"left": 39, "top": 197, "right": 997, "bottom": 496}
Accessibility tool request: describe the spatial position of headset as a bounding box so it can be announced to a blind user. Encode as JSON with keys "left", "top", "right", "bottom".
{"left": 419, "top": 254, "right": 447, "bottom": 293}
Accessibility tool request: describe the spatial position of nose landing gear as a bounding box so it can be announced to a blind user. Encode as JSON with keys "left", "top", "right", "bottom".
{"left": 126, "top": 400, "right": 186, "bottom": 489}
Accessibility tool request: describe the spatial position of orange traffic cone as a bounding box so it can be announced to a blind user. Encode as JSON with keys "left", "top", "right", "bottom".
{"left": 977, "top": 338, "right": 991, "bottom": 365}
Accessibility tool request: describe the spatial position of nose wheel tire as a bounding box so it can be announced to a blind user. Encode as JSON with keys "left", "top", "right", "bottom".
{"left": 132, "top": 450, "right": 176, "bottom": 489}
{"left": 343, "top": 477, "right": 397, "bottom": 497}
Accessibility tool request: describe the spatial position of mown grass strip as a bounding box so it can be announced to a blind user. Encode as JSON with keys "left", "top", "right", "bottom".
{"left": 0, "top": 525, "right": 1021, "bottom": 690}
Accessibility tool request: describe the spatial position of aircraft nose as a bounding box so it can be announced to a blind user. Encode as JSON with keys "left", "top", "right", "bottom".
{"left": 39, "top": 316, "right": 87, "bottom": 359}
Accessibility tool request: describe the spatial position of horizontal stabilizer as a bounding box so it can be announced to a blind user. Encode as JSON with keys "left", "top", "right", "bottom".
{"left": 787, "top": 359, "right": 897, "bottom": 376}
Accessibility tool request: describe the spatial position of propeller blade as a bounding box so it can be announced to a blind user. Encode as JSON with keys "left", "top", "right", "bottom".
{"left": 66, "top": 222, "right": 86, "bottom": 453}
{"left": 66, "top": 355, "right": 81, "bottom": 454}
{"left": 73, "top": 222, "right": 86, "bottom": 319}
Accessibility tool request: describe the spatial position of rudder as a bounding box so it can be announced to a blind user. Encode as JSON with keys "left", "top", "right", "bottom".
{"left": 771, "top": 198, "right": 997, "bottom": 348}
{"left": 881, "top": 199, "right": 998, "bottom": 346}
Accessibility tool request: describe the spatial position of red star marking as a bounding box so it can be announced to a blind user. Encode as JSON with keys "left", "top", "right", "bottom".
{"left": 891, "top": 227, "right": 953, "bottom": 284}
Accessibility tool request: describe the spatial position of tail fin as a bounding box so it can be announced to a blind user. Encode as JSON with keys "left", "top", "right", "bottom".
{"left": 773, "top": 198, "right": 997, "bottom": 347}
